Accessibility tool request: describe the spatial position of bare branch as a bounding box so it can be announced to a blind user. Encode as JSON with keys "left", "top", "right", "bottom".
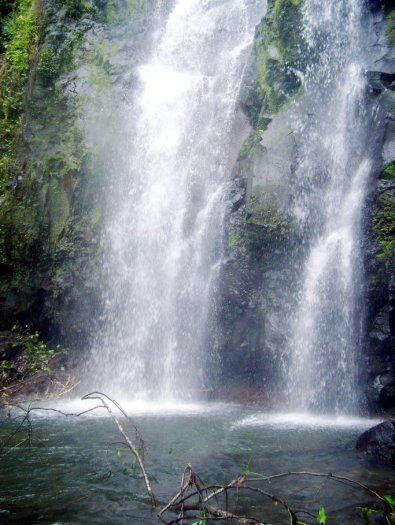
{"left": 246, "top": 471, "right": 384, "bottom": 502}
{"left": 82, "top": 392, "right": 156, "bottom": 508}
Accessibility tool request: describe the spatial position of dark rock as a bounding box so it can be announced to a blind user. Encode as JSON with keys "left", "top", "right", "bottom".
{"left": 366, "top": 71, "right": 395, "bottom": 95}
{"left": 367, "top": 0, "right": 383, "bottom": 10}
{"left": 356, "top": 420, "right": 395, "bottom": 464}
{"left": 380, "top": 380, "right": 395, "bottom": 410}
{"left": 230, "top": 191, "right": 244, "bottom": 213}
{"left": 0, "top": 331, "right": 25, "bottom": 361}
{"left": 368, "top": 0, "right": 395, "bottom": 10}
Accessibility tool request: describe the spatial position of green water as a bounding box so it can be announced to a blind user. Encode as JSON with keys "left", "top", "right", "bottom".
{"left": 0, "top": 402, "right": 393, "bottom": 524}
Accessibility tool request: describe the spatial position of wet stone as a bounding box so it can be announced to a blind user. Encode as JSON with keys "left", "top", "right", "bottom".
{"left": 356, "top": 420, "right": 395, "bottom": 465}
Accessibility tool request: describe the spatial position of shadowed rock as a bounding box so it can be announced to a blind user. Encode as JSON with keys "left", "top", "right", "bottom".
{"left": 356, "top": 420, "right": 395, "bottom": 465}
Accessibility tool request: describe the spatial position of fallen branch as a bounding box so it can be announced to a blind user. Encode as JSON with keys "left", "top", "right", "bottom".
{"left": 82, "top": 391, "right": 156, "bottom": 508}
{"left": 158, "top": 464, "right": 391, "bottom": 525}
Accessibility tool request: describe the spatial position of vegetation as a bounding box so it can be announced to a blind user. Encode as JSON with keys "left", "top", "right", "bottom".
{"left": 0, "top": 0, "right": 39, "bottom": 192}
{"left": 0, "top": 324, "right": 65, "bottom": 392}
{"left": 243, "top": 0, "right": 304, "bottom": 129}
{"left": 372, "top": 162, "right": 395, "bottom": 263}
{"left": 386, "top": 10, "right": 395, "bottom": 46}
{"left": 0, "top": 0, "right": 106, "bottom": 345}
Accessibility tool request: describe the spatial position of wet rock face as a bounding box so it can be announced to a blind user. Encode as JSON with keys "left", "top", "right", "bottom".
{"left": 356, "top": 420, "right": 395, "bottom": 465}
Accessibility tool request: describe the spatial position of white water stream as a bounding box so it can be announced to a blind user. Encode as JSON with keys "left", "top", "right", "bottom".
{"left": 285, "top": 0, "right": 377, "bottom": 414}
{"left": 87, "top": 0, "right": 265, "bottom": 400}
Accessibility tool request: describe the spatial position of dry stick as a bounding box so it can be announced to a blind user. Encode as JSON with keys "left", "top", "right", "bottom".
{"left": 160, "top": 474, "right": 271, "bottom": 525}
{"left": 178, "top": 464, "right": 193, "bottom": 524}
{"left": 188, "top": 502, "right": 254, "bottom": 520}
{"left": 167, "top": 514, "right": 264, "bottom": 525}
{"left": 246, "top": 471, "right": 384, "bottom": 502}
{"left": 166, "top": 501, "right": 266, "bottom": 525}
{"left": 82, "top": 392, "right": 156, "bottom": 508}
{"left": 162, "top": 473, "right": 301, "bottom": 525}
{"left": 101, "top": 394, "right": 146, "bottom": 459}
{"left": 158, "top": 466, "right": 194, "bottom": 519}
{"left": 27, "top": 405, "right": 105, "bottom": 417}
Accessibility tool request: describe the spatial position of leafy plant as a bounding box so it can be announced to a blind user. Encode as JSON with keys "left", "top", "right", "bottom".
{"left": 316, "top": 507, "right": 327, "bottom": 524}
{"left": 10, "top": 323, "right": 60, "bottom": 374}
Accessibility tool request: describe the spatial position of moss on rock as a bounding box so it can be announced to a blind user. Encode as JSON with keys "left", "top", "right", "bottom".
{"left": 0, "top": 0, "right": 108, "bottom": 345}
{"left": 372, "top": 162, "right": 395, "bottom": 263}
{"left": 243, "top": 0, "right": 304, "bottom": 129}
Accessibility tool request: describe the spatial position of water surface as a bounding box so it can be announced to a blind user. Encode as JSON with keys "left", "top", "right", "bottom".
{"left": 0, "top": 403, "right": 392, "bottom": 524}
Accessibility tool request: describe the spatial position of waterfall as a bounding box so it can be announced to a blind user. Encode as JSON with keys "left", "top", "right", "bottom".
{"left": 87, "top": 0, "right": 264, "bottom": 401}
{"left": 284, "top": 0, "right": 377, "bottom": 414}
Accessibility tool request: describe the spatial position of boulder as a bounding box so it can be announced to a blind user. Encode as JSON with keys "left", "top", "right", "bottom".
{"left": 356, "top": 420, "right": 395, "bottom": 464}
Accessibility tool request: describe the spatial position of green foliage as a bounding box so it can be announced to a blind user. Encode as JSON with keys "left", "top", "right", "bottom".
{"left": 316, "top": 507, "right": 327, "bottom": 524}
{"left": 0, "top": 0, "right": 38, "bottom": 108}
{"left": 372, "top": 162, "right": 395, "bottom": 263}
{"left": 357, "top": 496, "right": 395, "bottom": 525}
{"left": 0, "top": 0, "right": 39, "bottom": 192}
{"left": 10, "top": 323, "right": 60, "bottom": 375}
{"left": 384, "top": 496, "right": 395, "bottom": 507}
{"left": 359, "top": 506, "right": 379, "bottom": 523}
{"left": 0, "top": 0, "right": 16, "bottom": 52}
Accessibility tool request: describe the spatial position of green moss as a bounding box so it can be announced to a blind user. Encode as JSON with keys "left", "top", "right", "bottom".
{"left": 103, "top": 0, "right": 153, "bottom": 24}
{"left": 381, "top": 162, "right": 395, "bottom": 181}
{"left": 226, "top": 187, "right": 292, "bottom": 261}
{"left": 46, "top": 178, "right": 71, "bottom": 245}
{"left": 372, "top": 162, "right": 395, "bottom": 263}
{"left": 244, "top": 0, "right": 304, "bottom": 128}
{"left": 247, "top": 192, "right": 290, "bottom": 236}
{"left": 386, "top": 10, "right": 395, "bottom": 46}
{"left": 0, "top": 0, "right": 101, "bottom": 305}
{"left": 86, "top": 41, "right": 117, "bottom": 91}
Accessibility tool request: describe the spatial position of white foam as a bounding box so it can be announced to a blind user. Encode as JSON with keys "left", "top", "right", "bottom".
{"left": 232, "top": 411, "right": 382, "bottom": 430}
{"left": 21, "top": 398, "right": 234, "bottom": 419}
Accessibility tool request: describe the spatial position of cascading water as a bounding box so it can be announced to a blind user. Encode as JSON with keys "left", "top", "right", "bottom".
{"left": 284, "top": 0, "right": 378, "bottom": 414}
{"left": 87, "top": 0, "right": 264, "bottom": 401}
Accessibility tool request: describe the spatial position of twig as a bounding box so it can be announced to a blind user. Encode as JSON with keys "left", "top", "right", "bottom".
{"left": 246, "top": 471, "right": 384, "bottom": 502}
{"left": 82, "top": 391, "right": 156, "bottom": 508}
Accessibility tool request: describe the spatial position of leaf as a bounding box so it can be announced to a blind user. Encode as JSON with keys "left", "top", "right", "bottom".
{"left": 122, "top": 467, "right": 129, "bottom": 476}
{"left": 317, "top": 507, "right": 327, "bottom": 525}
{"left": 384, "top": 496, "right": 395, "bottom": 507}
{"left": 359, "top": 506, "right": 377, "bottom": 520}
{"left": 117, "top": 450, "right": 122, "bottom": 459}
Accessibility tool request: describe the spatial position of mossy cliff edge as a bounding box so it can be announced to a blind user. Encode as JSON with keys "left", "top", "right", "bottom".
{"left": 0, "top": 0, "right": 154, "bottom": 351}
